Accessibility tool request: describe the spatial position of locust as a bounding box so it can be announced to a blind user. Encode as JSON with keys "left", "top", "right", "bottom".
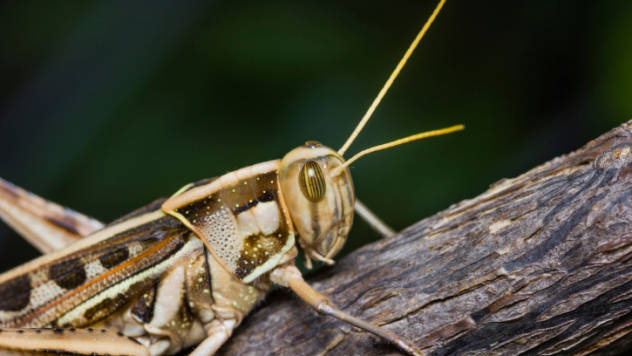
{"left": 0, "top": 1, "right": 459, "bottom": 355}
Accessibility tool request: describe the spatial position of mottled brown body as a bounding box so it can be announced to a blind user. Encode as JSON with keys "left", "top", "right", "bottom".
{"left": 0, "top": 3, "right": 451, "bottom": 354}
{"left": 173, "top": 163, "right": 296, "bottom": 282}
{"left": 0, "top": 161, "right": 296, "bottom": 355}
{"left": 0, "top": 141, "right": 416, "bottom": 355}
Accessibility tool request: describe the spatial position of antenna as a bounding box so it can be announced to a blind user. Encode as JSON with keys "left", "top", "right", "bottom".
{"left": 337, "top": 0, "right": 447, "bottom": 157}
{"left": 332, "top": 124, "right": 464, "bottom": 176}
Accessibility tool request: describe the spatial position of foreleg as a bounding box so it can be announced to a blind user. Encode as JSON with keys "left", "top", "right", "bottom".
{"left": 271, "top": 264, "right": 422, "bottom": 356}
{"left": 188, "top": 318, "right": 237, "bottom": 356}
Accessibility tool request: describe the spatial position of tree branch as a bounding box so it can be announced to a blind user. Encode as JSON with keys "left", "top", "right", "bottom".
{"left": 219, "top": 121, "right": 632, "bottom": 355}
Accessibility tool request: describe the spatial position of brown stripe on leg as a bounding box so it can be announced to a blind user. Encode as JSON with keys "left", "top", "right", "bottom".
{"left": 131, "top": 284, "right": 157, "bottom": 323}
{"left": 0, "top": 177, "right": 104, "bottom": 254}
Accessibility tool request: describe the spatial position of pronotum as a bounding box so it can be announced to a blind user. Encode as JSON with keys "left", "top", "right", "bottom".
{"left": 0, "top": 1, "right": 459, "bottom": 355}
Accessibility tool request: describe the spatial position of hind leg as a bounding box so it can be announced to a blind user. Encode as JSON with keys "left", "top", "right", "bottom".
{"left": 0, "top": 177, "right": 103, "bottom": 254}
{"left": 0, "top": 327, "right": 150, "bottom": 356}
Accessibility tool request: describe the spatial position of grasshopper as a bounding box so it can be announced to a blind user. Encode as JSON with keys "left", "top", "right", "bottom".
{"left": 0, "top": 1, "right": 460, "bottom": 355}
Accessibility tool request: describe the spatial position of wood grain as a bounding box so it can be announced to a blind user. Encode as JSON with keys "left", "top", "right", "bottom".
{"left": 219, "top": 120, "right": 632, "bottom": 355}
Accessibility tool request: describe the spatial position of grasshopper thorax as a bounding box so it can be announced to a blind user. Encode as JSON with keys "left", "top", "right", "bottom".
{"left": 279, "top": 142, "right": 355, "bottom": 266}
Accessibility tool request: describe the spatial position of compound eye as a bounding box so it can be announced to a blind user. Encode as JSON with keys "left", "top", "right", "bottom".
{"left": 299, "top": 160, "right": 326, "bottom": 202}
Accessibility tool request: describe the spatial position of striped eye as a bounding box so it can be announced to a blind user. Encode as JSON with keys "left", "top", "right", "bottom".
{"left": 299, "top": 160, "right": 326, "bottom": 202}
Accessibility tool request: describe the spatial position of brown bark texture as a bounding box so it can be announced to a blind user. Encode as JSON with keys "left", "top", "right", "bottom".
{"left": 219, "top": 121, "right": 632, "bottom": 356}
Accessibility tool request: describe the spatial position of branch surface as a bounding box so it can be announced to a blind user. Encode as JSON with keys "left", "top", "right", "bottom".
{"left": 220, "top": 121, "right": 632, "bottom": 356}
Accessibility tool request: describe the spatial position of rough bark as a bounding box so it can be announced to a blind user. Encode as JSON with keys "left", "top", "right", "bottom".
{"left": 219, "top": 121, "right": 632, "bottom": 356}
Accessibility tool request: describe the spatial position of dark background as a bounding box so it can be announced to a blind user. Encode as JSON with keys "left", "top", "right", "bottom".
{"left": 0, "top": 0, "right": 630, "bottom": 274}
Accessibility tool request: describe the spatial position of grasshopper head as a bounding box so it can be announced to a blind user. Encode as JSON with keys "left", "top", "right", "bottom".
{"left": 279, "top": 141, "right": 355, "bottom": 266}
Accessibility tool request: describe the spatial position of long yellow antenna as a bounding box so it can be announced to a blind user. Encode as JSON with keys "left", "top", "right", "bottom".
{"left": 337, "top": 0, "right": 447, "bottom": 157}
{"left": 332, "top": 124, "right": 464, "bottom": 176}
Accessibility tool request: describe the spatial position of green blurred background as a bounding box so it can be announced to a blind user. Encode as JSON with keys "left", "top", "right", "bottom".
{"left": 0, "top": 0, "right": 631, "bottom": 273}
